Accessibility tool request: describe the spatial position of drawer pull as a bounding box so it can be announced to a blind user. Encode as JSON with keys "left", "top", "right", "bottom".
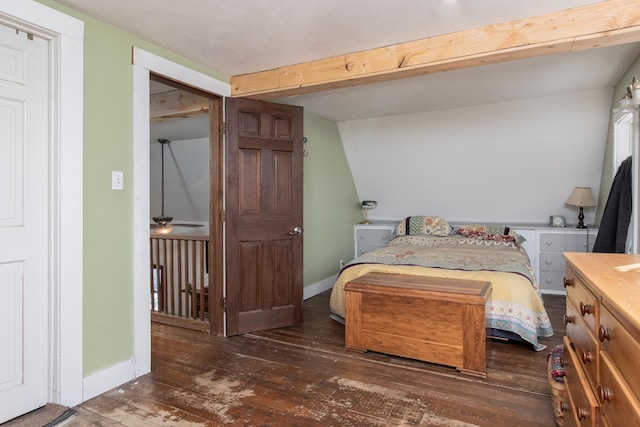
{"left": 598, "top": 325, "right": 610, "bottom": 342}
{"left": 598, "top": 384, "right": 613, "bottom": 403}
{"left": 576, "top": 405, "right": 589, "bottom": 420}
{"left": 545, "top": 259, "right": 552, "bottom": 265}
{"left": 563, "top": 277, "right": 574, "bottom": 288}
{"left": 581, "top": 350, "right": 593, "bottom": 364}
{"left": 545, "top": 240, "right": 553, "bottom": 246}
{"left": 580, "top": 302, "right": 594, "bottom": 316}
{"left": 563, "top": 314, "right": 574, "bottom": 325}
{"left": 557, "top": 401, "right": 568, "bottom": 414}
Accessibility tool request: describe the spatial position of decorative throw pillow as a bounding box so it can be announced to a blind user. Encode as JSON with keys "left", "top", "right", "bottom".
{"left": 394, "top": 216, "right": 452, "bottom": 237}
{"left": 454, "top": 224, "right": 526, "bottom": 245}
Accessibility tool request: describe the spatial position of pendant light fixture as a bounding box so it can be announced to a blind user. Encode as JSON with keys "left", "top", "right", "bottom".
{"left": 153, "top": 138, "right": 173, "bottom": 227}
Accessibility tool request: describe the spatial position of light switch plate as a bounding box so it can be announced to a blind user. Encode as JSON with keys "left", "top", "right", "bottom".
{"left": 112, "top": 171, "right": 123, "bottom": 190}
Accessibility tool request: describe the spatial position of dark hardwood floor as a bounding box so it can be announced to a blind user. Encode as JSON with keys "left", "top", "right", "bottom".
{"left": 67, "top": 291, "right": 565, "bottom": 426}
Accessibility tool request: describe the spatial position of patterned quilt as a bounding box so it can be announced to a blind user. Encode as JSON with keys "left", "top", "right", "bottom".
{"left": 330, "top": 235, "right": 553, "bottom": 351}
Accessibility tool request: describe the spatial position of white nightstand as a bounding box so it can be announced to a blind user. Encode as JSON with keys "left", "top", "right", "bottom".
{"left": 537, "top": 227, "right": 597, "bottom": 293}
{"left": 354, "top": 221, "right": 397, "bottom": 258}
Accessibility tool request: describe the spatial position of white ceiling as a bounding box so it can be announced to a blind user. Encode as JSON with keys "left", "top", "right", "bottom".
{"left": 55, "top": 0, "right": 640, "bottom": 121}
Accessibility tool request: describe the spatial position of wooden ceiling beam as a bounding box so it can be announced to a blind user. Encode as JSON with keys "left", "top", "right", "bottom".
{"left": 230, "top": 0, "right": 640, "bottom": 100}
{"left": 150, "top": 89, "right": 209, "bottom": 122}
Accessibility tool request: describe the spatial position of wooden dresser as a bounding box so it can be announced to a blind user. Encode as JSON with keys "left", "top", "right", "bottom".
{"left": 562, "top": 253, "right": 640, "bottom": 427}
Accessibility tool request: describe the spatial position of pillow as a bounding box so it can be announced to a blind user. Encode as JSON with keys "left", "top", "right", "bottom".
{"left": 454, "top": 224, "right": 526, "bottom": 245}
{"left": 394, "top": 216, "right": 452, "bottom": 237}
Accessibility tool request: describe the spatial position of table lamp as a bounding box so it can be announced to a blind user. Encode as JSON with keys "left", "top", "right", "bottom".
{"left": 360, "top": 200, "right": 378, "bottom": 224}
{"left": 565, "top": 187, "right": 596, "bottom": 229}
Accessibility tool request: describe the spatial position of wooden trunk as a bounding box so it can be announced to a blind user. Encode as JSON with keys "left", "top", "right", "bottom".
{"left": 344, "top": 272, "right": 492, "bottom": 377}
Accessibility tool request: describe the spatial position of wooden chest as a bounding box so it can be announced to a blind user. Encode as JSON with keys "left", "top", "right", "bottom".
{"left": 344, "top": 272, "right": 492, "bottom": 377}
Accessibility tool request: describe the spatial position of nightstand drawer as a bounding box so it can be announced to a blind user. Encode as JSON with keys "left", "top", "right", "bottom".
{"left": 356, "top": 229, "right": 393, "bottom": 245}
{"left": 540, "top": 233, "right": 569, "bottom": 252}
{"left": 540, "top": 252, "right": 566, "bottom": 272}
{"left": 356, "top": 244, "right": 385, "bottom": 256}
{"left": 354, "top": 223, "right": 397, "bottom": 259}
{"left": 539, "top": 271, "right": 566, "bottom": 292}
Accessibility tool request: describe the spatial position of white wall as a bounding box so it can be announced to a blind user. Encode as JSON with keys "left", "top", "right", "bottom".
{"left": 149, "top": 137, "right": 209, "bottom": 222}
{"left": 339, "top": 88, "right": 612, "bottom": 226}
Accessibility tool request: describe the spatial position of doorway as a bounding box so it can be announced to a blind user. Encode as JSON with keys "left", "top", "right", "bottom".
{"left": 132, "top": 49, "right": 304, "bottom": 376}
{"left": 132, "top": 48, "right": 230, "bottom": 377}
{"left": 148, "top": 73, "right": 222, "bottom": 333}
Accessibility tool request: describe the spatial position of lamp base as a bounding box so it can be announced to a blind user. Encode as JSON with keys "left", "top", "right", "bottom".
{"left": 359, "top": 220, "right": 373, "bottom": 225}
{"left": 576, "top": 207, "right": 586, "bottom": 229}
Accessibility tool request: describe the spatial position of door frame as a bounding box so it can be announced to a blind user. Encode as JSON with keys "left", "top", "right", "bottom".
{"left": 132, "top": 48, "right": 230, "bottom": 374}
{"left": 0, "top": 1, "right": 84, "bottom": 406}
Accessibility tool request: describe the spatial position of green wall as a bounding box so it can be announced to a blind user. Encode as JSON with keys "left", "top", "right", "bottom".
{"left": 303, "top": 112, "right": 361, "bottom": 284}
{"left": 39, "top": 0, "right": 360, "bottom": 377}
{"left": 597, "top": 52, "right": 640, "bottom": 224}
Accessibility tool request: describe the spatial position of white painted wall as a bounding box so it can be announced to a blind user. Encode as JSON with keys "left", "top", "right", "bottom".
{"left": 149, "top": 137, "right": 209, "bottom": 222}
{"left": 339, "top": 88, "right": 612, "bottom": 227}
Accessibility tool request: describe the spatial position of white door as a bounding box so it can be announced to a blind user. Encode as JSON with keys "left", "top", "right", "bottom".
{"left": 0, "top": 22, "right": 50, "bottom": 423}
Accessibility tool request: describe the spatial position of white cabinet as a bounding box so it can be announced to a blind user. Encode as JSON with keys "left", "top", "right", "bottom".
{"left": 537, "top": 228, "right": 597, "bottom": 293}
{"left": 354, "top": 222, "right": 396, "bottom": 258}
{"left": 513, "top": 226, "right": 597, "bottom": 294}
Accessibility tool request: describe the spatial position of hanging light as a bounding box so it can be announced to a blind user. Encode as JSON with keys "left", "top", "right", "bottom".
{"left": 153, "top": 138, "right": 173, "bottom": 227}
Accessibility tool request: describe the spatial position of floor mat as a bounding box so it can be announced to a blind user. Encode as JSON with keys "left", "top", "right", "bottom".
{"left": 2, "top": 404, "right": 74, "bottom": 427}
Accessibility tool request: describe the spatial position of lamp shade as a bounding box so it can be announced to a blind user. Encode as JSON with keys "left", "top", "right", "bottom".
{"left": 565, "top": 187, "right": 596, "bottom": 207}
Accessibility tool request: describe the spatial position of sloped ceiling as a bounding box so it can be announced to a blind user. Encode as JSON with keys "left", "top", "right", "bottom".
{"left": 54, "top": 0, "right": 640, "bottom": 121}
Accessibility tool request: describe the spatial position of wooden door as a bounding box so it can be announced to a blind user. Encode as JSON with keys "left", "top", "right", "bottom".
{"left": 225, "top": 98, "right": 303, "bottom": 336}
{"left": 0, "top": 23, "right": 49, "bottom": 423}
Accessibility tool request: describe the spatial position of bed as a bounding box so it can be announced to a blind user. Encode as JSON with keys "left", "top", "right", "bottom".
{"left": 330, "top": 217, "right": 554, "bottom": 351}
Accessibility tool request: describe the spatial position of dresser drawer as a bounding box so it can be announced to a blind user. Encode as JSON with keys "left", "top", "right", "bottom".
{"left": 356, "top": 229, "right": 393, "bottom": 246}
{"left": 599, "top": 352, "right": 640, "bottom": 427}
{"left": 565, "top": 301, "right": 599, "bottom": 391}
{"left": 565, "top": 274, "right": 599, "bottom": 335}
{"left": 564, "top": 337, "right": 599, "bottom": 427}
{"left": 540, "top": 252, "right": 566, "bottom": 272}
{"left": 540, "top": 233, "right": 570, "bottom": 252}
{"left": 599, "top": 304, "right": 640, "bottom": 403}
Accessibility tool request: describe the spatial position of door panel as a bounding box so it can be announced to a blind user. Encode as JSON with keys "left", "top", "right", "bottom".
{"left": 0, "top": 23, "right": 49, "bottom": 423}
{"left": 225, "top": 98, "right": 303, "bottom": 336}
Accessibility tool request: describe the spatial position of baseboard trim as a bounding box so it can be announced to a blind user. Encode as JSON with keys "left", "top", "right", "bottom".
{"left": 304, "top": 275, "right": 337, "bottom": 300}
{"left": 81, "top": 276, "right": 337, "bottom": 401}
{"left": 82, "top": 358, "right": 135, "bottom": 402}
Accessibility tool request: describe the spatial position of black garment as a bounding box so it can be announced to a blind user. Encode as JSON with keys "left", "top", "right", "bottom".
{"left": 593, "top": 156, "right": 632, "bottom": 253}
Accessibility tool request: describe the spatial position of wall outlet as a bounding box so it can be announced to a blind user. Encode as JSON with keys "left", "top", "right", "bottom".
{"left": 111, "top": 171, "right": 124, "bottom": 190}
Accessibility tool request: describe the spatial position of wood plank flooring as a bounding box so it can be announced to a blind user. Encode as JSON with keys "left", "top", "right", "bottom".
{"left": 66, "top": 291, "right": 565, "bottom": 426}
